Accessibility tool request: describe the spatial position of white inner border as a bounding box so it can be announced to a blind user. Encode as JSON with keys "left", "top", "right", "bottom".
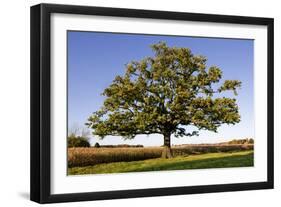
{"left": 51, "top": 13, "right": 268, "bottom": 194}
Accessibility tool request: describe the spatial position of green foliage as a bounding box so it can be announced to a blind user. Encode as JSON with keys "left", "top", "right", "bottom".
{"left": 68, "top": 135, "right": 90, "bottom": 148}
{"left": 87, "top": 42, "right": 241, "bottom": 140}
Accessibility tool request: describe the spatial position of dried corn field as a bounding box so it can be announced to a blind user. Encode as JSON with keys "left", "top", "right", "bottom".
{"left": 68, "top": 144, "right": 253, "bottom": 168}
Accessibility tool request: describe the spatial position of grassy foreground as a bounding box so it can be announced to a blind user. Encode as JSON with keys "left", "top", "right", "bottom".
{"left": 68, "top": 150, "right": 253, "bottom": 175}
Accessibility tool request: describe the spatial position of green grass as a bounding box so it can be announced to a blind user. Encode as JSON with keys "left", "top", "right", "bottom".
{"left": 68, "top": 150, "right": 253, "bottom": 175}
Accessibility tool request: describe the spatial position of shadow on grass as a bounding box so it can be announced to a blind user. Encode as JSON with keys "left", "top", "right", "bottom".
{"left": 126, "top": 152, "right": 254, "bottom": 173}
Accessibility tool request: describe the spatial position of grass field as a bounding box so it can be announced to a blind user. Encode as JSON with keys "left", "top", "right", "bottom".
{"left": 68, "top": 150, "right": 253, "bottom": 175}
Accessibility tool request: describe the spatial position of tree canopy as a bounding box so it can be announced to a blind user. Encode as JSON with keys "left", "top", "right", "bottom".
{"left": 87, "top": 42, "right": 241, "bottom": 145}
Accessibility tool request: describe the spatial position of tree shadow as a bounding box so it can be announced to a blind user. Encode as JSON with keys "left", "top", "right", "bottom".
{"left": 131, "top": 152, "right": 254, "bottom": 172}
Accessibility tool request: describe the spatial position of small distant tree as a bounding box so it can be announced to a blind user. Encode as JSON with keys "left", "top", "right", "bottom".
{"left": 94, "top": 142, "right": 100, "bottom": 148}
{"left": 87, "top": 42, "right": 241, "bottom": 158}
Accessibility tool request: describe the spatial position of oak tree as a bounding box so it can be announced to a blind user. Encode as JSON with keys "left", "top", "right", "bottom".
{"left": 87, "top": 42, "right": 241, "bottom": 158}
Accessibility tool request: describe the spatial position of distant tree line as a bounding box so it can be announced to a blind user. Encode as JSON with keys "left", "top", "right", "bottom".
{"left": 93, "top": 143, "right": 143, "bottom": 148}
{"left": 226, "top": 138, "right": 254, "bottom": 145}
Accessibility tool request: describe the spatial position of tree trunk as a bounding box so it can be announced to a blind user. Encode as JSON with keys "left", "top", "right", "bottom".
{"left": 162, "top": 133, "right": 172, "bottom": 158}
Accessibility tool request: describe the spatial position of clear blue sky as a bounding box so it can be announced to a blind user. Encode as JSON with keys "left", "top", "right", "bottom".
{"left": 68, "top": 31, "right": 254, "bottom": 146}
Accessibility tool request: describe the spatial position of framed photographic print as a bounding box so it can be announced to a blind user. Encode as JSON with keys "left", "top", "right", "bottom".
{"left": 30, "top": 3, "right": 274, "bottom": 203}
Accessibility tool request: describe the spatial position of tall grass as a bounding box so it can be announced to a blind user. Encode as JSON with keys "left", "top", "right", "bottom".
{"left": 68, "top": 144, "right": 253, "bottom": 168}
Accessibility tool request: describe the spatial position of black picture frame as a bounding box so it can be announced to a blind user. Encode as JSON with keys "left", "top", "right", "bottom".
{"left": 30, "top": 3, "right": 274, "bottom": 204}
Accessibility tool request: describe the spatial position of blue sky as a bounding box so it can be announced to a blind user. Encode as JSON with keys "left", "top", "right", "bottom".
{"left": 68, "top": 31, "right": 254, "bottom": 146}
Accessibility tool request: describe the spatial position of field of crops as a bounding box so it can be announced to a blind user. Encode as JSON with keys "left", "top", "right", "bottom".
{"left": 68, "top": 150, "right": 254, "bottom": 175}
{"left": 68, "top": 144, "right": 253, "bottom": 168}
